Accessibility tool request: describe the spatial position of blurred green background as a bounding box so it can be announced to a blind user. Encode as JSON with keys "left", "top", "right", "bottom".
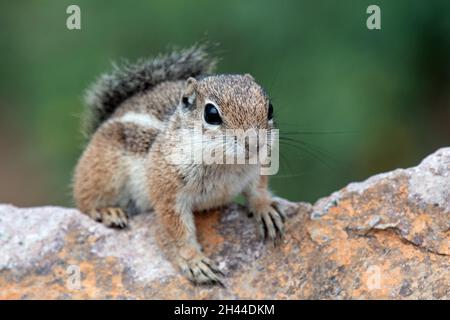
{"left": 0, "top": 0, "right": 449, "bottom": 207}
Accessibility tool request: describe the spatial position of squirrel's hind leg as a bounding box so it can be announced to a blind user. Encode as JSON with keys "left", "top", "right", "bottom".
{"left": 73, "top": 123, "right": 130, "bottom": 228}
{"left": 90, "top": 207, "right": 128, "bottom": 229}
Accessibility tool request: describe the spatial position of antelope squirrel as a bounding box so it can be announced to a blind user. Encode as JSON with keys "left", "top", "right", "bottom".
{"left": 73, "top": 45, "right": 286, "bottom": 284}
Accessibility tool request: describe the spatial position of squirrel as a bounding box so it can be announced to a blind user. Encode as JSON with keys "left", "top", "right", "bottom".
{"left": 73, "top": 44, "right": 286, "bottom": 285}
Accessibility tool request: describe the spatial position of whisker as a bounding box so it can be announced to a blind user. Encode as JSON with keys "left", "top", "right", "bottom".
{"left": 280, "top": 129, "right": 358, "bottom": 136}
{"left": 279, "top": 137, "right": 336, "bottom": 171}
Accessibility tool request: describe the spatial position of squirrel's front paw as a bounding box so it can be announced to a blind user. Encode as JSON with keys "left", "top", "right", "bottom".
{"left": 250, "top": 202, "right": 286, "bottom": 243}
{"left": 177, "top": 247, "right": 224, "bottom": 286}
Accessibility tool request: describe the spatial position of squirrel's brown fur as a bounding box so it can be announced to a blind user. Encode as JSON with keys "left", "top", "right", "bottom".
{"left": 73, "top": 45, "right": 286, "bottom": 285}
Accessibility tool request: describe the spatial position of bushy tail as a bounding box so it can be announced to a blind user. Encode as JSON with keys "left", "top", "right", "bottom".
{"left": 83, "top": 44, "right": 217, "bottom": 136}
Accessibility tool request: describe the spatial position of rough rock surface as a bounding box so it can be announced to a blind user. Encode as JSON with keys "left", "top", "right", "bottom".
{"left": 0, "top": 148, "right": 449, "bottom": 299}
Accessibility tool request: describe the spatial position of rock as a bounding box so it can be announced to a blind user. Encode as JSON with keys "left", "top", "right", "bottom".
{"left": 0, "top": 148, "right": 449, "bottom": 299}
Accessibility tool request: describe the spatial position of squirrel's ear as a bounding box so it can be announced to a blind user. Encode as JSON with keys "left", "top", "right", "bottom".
{"left": 186, "top": 77, "right": 197, "bottom": 88}
{"left": 181, "top": 77, "right": 197, "bottom": 108}
{"left": 244, "top": 73, "right": 254, "bottom": 81}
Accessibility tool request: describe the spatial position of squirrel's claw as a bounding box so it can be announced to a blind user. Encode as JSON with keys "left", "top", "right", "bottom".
{"left": 180, "top": 254, "right": 225, "bottom": 286}
{"left": 91, "top": 207, "right": 129, "bottom": 229}
{"left": 254, "top": 204, "right": 285, "bottom": 244}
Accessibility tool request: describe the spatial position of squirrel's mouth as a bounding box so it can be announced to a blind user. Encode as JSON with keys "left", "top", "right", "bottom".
{"left": 223, "top": 140, "right": 261, "bottom": 164}
{"left": 183, "top": 128, "right": 276, "bottom": 166}
{"left": 243, "top": 143, "right": 260, "bottom": 160}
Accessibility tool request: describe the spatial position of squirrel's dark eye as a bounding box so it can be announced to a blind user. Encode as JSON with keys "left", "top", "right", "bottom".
{"left": 268, "top": 103, "right": 274, "bottom": 120}
{"left": 204, "top": 103, "right": 222, "bottom": 125}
